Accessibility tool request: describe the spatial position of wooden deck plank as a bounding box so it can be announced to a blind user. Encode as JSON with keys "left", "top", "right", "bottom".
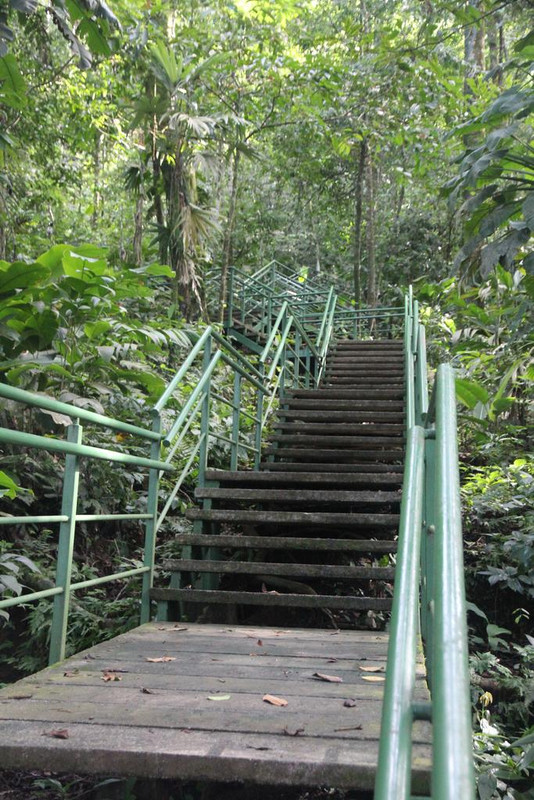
{"left": 0, "top": 623, "right": 431, "bottom": 792}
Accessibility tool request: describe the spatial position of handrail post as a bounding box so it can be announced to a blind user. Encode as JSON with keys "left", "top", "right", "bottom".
{"left": 433, "top": 365, "right": 475, "bottom": 800}
{"left": 231, "top": 372, "right": 242, "bottom": 471}
{"left": 415, "top": 324, "right": 428, "bottom": 426}
{"left": 374, "top": 425, "right": 425, "bottom": 800}
{"left": 404, "top": 313, "right": 415, "bottom": 431}
{"left": 198, "top": 335, "right": 212, "bottom": 487}
{"left": 226, "top": 266, "right": 234, "bottom": 329}
{"left": 254, "top": 364, "right": 266, "bottom": 469}
{"left": 140, "top": 413, "right": 162, "bottom": 624}
{"left": 49, "top": 422, "right": 82, "bottom": 664}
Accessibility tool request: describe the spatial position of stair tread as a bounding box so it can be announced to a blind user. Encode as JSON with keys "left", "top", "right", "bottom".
{"left": 169, "top": 532, "right": 398, "bottom": 551}
{"left": 163, "top": 559, "right": 395, "bottom": 581}
{"left": 268, "top": 435, "right": 404, "bottom": 447}
{"left": 204, "top": 469, "right": 402, "bottom": 485}
{"left": 287, "top": 389, "right": 404, "bottom": 399}
{"left": 286, "top": 400, "right": 404, "bottom": 409}
{"left": 264, "top": 447, "right": 403, "bottom": 462}
{"left": 151, "top": 587, "right": 393, "bottom": 611}
{"left": 259, "top": 462, "right": 404, "bottom": 473}
{"left": 195, "top": 488, "right": 400, "bottom": 503}
{"left": 186, "top": 509, "right": 399, "bottom": 527}
{"left": 279, "top": 410, "right": 405, "bottom": 421}
{"left": 274, "top": 423, "right": 404, "bottom": 435}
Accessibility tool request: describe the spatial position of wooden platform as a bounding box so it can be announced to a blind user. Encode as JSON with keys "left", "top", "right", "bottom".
{"left": 0, "top": 623, "right": 431, "bottom": 792}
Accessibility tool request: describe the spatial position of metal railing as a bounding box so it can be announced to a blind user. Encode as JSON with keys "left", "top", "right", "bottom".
{"left": 374, "top": 290, "right": 474, "bottom": 799}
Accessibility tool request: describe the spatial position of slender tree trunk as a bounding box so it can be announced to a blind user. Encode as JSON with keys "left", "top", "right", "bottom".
{"left": 353, "top": 139, "right": 367, "bottom": 307}
{"left": 366, "top": 152, "right": 377, "bottom": 308}
{"left": 219, "top": 148, "right": 241, "bottom": 323}
{"left": 168, "top": 149, "right": 188, "bottom": 313}
{"left": 133, "top": 192, "right": 144, "bottom": 267}
{"left": 91, "top": 131, "right": 101, "bottom": 231}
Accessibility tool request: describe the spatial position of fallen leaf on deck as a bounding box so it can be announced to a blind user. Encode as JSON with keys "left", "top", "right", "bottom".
{"left": 283, "top": 727, "right": 304, "bottom": 736}
{"left": 343, "top": 699, "right": 357, "bottom": 708}
{"left": 246, "top": 745, "right": 271, "bottom": 750}
{"left": 313, "top": 672, "right": 343, "bottom": 683}
{"left": 101, "top": 672, "right": 122, "bottom": 682}
{"left": 361, "top": 675, "right": 385, "bottom": 682}
{"left": 263, "top": 694, "right": 288, "bottom": 706}
{"left": 42, "top": 729, "right": 69, "bottom": 739}
{"left": 218, "top": 679, "right": 226, "bottom": 683}
{"left": 146, "top": 656, "right": 176, "bottom": 663}
{"left": 359, "top": 665, "right": 385, "bottom": 673}
{"left": 63, "top": 670, "right": 79, "bottom": 678}
{"left": 172, "top": 626, "right": 188, "bottom": 631}
{"left": 327, "top": 658, "right": 338, "bottom": 663}
{"left": 257, "top": 639, "right": 263, "bottom": 646}
{"left": 207, "top": 694, "right": 231, "bottom": 701}
{"left": 330, "top": 630, "right": 340, "bottom": 635}
{"left": 141, "top": 688, "right": 155, "bottom": 694}
{"left": 8, "top": 694, "right": 33, "bottom": 700}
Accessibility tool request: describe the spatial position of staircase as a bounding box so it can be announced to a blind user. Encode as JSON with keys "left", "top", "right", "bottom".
{"left": 154, "top": 339, "right": 406, "bottom": 627}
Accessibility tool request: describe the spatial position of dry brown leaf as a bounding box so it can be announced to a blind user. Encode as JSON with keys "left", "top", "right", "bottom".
{"left": 257, "top": 639, "right": 263, "bottom": 647}
{"left": 141, "top": 688, "right": 155, "bottom": 694}
{"left": 101, "top": 672, "right": 122, "bottom": 682}
{"left": 359, "top": 665, "right": 385, "bottom": 673}
{"left": 63, "top": 670, "right": 79, "bottom": 677}
{"left": 42, "top": 729, "right": 69, "bottom": 739}
{"left": 343, "top": 699, "right": 357, "bottom": 708}
{"left": 172, "top": 626, "right": 188, "bottom": 631}
{"left": 313, "top": 672, "right": 343, "bottom": 683}
{"left": 327, "top": 658, "right": 338, "bottom": 663}
{"left": 146, "top": 656, "right": 176, "bottom": 663}
{"left": 361, "top": 675, "right": 385, "bottom": 682}
{"left": 263, "top": 694, "right": 288, "bottom": 707}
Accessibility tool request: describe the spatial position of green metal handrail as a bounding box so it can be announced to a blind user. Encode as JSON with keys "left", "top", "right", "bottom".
{"left": 374, "top": 290, "right": 474, "bottom": 800}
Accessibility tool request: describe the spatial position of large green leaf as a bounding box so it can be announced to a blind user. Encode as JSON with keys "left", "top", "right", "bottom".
{"left": 0, "top": 54, "right": 26, "bottom": 109}
{"left": 455, "top": 378, "right": 489, "bottom": 409}
{"left": 0, "top": 262, "right": 50, "bottom": 296}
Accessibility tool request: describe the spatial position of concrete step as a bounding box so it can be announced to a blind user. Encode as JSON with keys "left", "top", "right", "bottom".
{"left": 169, "top": 531, "right": 399, "bottom": 552}
{"left": 274, "top": 422, "right": 404, "bottom": 434}
{"left": 151, "top": 587, "right": 393, "bottom": 612}
{"left": 185, "top": 508, "right": 399, "bottom": 529}
{"left": 164, "top": 559, "right": 396, "bottom": 582}
{"left": 268, "top": 434, "right": 404, "bottom": 449}
{"left": 195, "top": 487, "right": 401, "bottom": 505}
{"left": 259, "top": 461, "right": 404, "bottom": 473}
{"left": 278, "top": 409, "right": 405, "bottom": 422}
{"left": 264, "top": 447, "right": 403, "bottom": 463}
{"left": 204, "top": 469, "right": 403, "bottom": 487}
{"left": 286, "top": 388, "right": 404, "bottom": 399}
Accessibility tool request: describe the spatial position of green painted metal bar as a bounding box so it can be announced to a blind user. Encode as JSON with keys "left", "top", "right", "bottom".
{"left": 197, "top": 334, "right": 213, "bottom": 488}
{"left": 163, "top": 350, "right": 222, "bottom": 446}
{"left": 374, "top": 425, "right": 425, "bottom": 800}
{"left": 267, "top": 316, "right": 294, "bottom": 381}
{"left": 75, "top": 514, "right": 152, "bottom": 522}
{"left": 71, "top": 566, "right": 150, "bottom": 592}
{"left": 316, "top": 286, "right": 334, "bottom": 351}
{"left": 254, "top": 363, "right": 266, "bottom": 470}
{"left": 153, "top": 326, "right": 212, "bottom": 412}
{"left": 415, "top": 323, "right": 428, "bottom": 427}
{"left": 405, "top": 315, "right": 415, "bottom": 431}
{"left": 49, "top": 423, "right": 81, "bottom": 664}
{"left": 0, "top": 383, "right": 161, "bottom": 441}
{"left": 156, "top": 434, "right": 205, "bottom": 533}
{"left": 0, "top": 427, "right": 172, "bottom": 471}
{"left": 260, "top": 301, "right": 289, "bottom": 362}
{"left": 140, "top": 414, "right": 162, "bottom": 624}
{"left": 412, "top": 300, "right": 419, "bottom": 354}
{"left": 432, "top": 364, "right": 475, "bottom": 800}
{"left": 220, "top": 352, "right": 268, "bottom": 394}
{"left": 0, "top": 586, "right": 63, "bottom": 610}
{"left": 162, "top": 391, "right": 206, "bottom": 467}
{"left": 211, "top": 328, "right": 264, "bottom": 382}
{"left": 231, "top": 372, "right": 242, "bottom": 471}
{"left": 210, "top": 392, "right": 257, "bottom": 423}
{"left": 0, "top": 515, "right": 68, "bottom": 525}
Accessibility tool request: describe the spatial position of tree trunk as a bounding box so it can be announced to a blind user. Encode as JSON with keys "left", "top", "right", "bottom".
{"left": 365, "top": 151, "right": 377, "bottom": 308}
{"left": 133, "top": 192, "right": 144, "bottom": 267}
{"left": 91, "top": 131, "right": 101, "bottom": 231}
{"left": 168, "top": 149, "right": 188, "bottom": 314}
{"left": 353, "top": 139, "right": 367, "bottom": 307}
{"left": 219, "top": 147, "right": 241, "bottom": 323}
